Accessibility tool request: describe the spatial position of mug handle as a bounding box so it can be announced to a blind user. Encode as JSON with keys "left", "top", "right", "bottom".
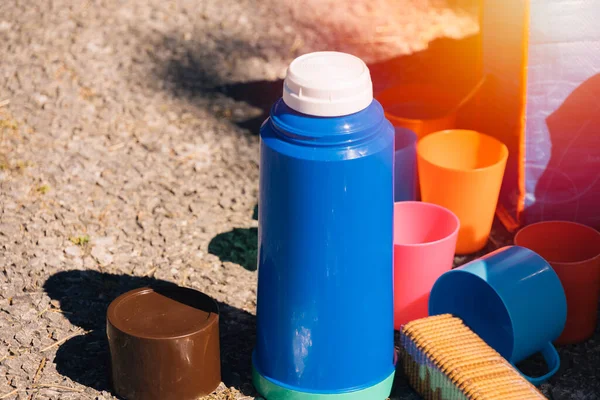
{"left": 511, "top": 342, "right": 560, "bottom": 386}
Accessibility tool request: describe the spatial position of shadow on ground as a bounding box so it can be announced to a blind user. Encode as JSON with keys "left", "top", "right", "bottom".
{"left": 208, "top": 227, "right": 258, "bottom": 272}
{"left": 43, "top": 270, "right": 257, "bottom": 396}
{"left": 155, "top": 34, "right": 285, "bottom": 135}
{"left": 167, "top": 64, "right": 283, "bottom": 135}
{"left": 214, "top": 80, "right": 283, "bottom": 134}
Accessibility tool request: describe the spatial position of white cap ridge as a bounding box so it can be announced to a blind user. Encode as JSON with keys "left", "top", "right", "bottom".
{"left": 282, "top": 51, "right": 373, "bottom": 117}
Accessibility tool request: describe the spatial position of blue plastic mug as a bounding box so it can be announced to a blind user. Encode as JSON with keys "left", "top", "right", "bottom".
{"left": 428, "top": 246, "right": 567, "bottom": 386}
{"left": 393, "top": 127, "right": 418, "bottom": 202}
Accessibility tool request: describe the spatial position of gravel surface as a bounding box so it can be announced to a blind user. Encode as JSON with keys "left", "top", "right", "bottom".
{"left": 0, "top": 0, "right": 597, "bottom": 399}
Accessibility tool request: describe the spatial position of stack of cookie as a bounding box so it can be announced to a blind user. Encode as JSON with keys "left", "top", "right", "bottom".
{"left": 399, "top": 314, "right": 547, "bottom": 400}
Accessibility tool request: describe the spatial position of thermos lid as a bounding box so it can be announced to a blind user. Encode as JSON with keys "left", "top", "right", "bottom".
{"left": 107, "top": 286, "right": 221, "bottom": 400}
{"left": 283, "top": 51, "right": 373, "bottom": 117}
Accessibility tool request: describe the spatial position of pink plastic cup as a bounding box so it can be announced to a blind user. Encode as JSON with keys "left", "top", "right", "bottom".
{"left": 394, "top": 201, "right": 460, "bottom": 330}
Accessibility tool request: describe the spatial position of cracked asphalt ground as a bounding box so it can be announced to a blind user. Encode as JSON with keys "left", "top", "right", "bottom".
{"left": 0, "top": 0, "right": 598, "bottom": 399}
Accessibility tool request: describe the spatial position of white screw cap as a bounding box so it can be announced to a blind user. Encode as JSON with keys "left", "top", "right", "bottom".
{"left": 283, "top": 51, "right": 373, "bottom": 117}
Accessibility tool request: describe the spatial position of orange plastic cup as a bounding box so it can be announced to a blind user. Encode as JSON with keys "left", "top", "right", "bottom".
{"left": 514, "top": 221, "right": 600, "bottom": 344}
{"left": 417, "top": 130, "right": 508, "bottom": 254}
{"left": 376, "top": 84, "right": 458, "bottom": 139}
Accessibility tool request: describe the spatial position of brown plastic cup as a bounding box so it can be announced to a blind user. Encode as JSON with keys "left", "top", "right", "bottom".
{"left": 107, "top": 286, "right": 221, "bottom": 400}
{"left": 514, "top": 221, "right": 600, "bottom": 344}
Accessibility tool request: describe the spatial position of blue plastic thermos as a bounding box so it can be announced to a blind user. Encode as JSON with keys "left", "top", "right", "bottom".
{"left": 253, "top": 52, "right": 396, "bottom": 400}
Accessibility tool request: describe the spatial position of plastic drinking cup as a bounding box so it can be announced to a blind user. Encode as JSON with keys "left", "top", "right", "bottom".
{"left": 417, "top": 129, "right": 508, "bottom": 254}
{"left": 514, "top": 221, "right": 600, "bottom": 344}
{"left": 429, "top": 246, "right": 567, "bottom": 386}
{"left": 393, "top": 201, "right": 459, "bottom": 329}
{"left": 376, "top": 84, "right": 458, "bottom": 139}
{"left": 394, "top": 128, "right": 418, "bottom": 202}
